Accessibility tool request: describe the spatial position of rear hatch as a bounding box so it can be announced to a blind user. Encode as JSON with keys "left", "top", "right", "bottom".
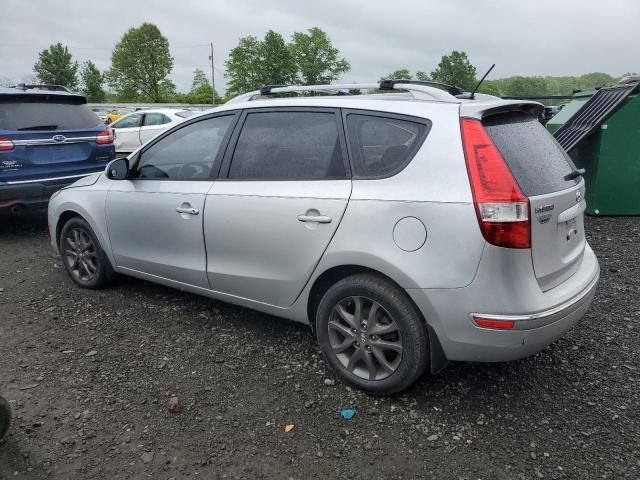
{"left": 483, "top": 111, "right": 585, "bottom": 291}
{"left": 0, "top": 94, "right": 113, "bottom": 184}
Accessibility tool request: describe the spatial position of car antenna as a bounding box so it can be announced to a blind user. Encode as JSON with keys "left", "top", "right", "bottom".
{"left": 470, "top": 64, "right": 495, "bottom": 100}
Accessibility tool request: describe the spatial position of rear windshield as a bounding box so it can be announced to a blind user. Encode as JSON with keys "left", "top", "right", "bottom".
{"left": 483, "top": 112, "right": 579, "bottom": 197}
{"left": 0, "top": 95, "right": 101, "bottom": 131}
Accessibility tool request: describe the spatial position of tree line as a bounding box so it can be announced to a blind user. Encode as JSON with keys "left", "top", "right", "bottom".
{"left": 16, "top": 22, "right": 626, "bottom": 104}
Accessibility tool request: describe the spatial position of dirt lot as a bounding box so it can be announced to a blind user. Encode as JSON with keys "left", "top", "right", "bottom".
{"left": 0, "top": 211, "right": 638, "bottom": 479}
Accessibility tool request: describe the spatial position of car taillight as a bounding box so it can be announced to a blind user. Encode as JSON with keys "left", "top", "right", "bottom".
{"left": 460, "top": 117, "right": 530, "bottom": 249}
{"left": 96, "top": 128, "right": 115, "bottom": 145}
{"left": 0, "top": 137, "right": 15, "bottom": 151}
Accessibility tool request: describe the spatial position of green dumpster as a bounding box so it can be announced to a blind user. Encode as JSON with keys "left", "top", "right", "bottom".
{"left": 551, "top": 79, "right": 640, "bottom": 215}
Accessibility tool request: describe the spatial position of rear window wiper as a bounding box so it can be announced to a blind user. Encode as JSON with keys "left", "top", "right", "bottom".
{"left": 564, "top": 168, "right": 585, "bottom": 181}
{"left": 17, "top": 125, "right": 58, "bottom": 131}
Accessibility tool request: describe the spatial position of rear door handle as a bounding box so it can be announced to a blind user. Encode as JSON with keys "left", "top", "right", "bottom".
{"left": 176, "top": 207, "right": 200, "bottom": 215}
{"left": 298, "top": 214, "right": 332, "bottom": 224}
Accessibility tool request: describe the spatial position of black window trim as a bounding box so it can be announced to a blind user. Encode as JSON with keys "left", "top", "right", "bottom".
{"left": 129, "top": 111, "right": 240, "bottom": 182}
{"left": 219, "top": 106, "right": 351, "bottom": 181}
{"left": 341, "top": 109, "right": 432, "bottom": 180}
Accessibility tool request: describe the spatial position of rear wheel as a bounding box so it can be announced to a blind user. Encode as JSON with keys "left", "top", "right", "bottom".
{"left": 60, "top": 217, "right": 115, "bottom": 289}
{"left": 316, "top": 273, "right": 429, "bottom": 394}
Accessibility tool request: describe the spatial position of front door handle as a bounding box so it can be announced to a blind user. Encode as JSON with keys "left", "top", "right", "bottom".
{"left": 176, "top": 206, "right": 200, "bottom": 215}
{"left": 298, "top": 214, "right": 332, "bottom": 224}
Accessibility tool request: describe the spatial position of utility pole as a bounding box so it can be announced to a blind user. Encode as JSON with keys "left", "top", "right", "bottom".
{"left": 209, "top": 42, "right": 215, "bottom": 105}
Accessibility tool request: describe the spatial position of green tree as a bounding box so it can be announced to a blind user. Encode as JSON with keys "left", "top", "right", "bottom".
{"left": 430, "top": 51, "right": 477, "bottom": 91}
{"left": 290, "top": 27, "right": 350, "bottom": 85}
{"left": 382, "top": 68, "right": 412, "bottom": 80}
{"left": 33, "top": 43, "right": 78, "bottom": 89}
{"left": 260, "top": 30, "right": 297, "bottom": 86}
{"left": 224, "top": 31, "right": 298, "bottom": 98}
{"left": 477, "top": 82, "right": 501, "bottom": 96}
{"left": 80, "top": 61, "right": 106, "bottom": 102}
{"left": 415, "top": 71, "right": 430, "bottom": 82}
{"left": 180, "top": 69, "right": 222, "bottom": 104}
{"left": 224, "top": 35, "right": 263, "bottom": 97}
{"left": 107, "top": 23, "right": 174, "bottom": 102}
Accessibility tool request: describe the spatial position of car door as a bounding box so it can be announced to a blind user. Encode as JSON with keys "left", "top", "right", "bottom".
{"left": 111, "top": 113, "right": 143, "bottom": 153}
{"left": 139, "top": 112, "right": 172, "bottom": 145}
{"left": 204, "top": 108, "right": 351, "bottom": 307}
{"left": 105, "top": 113, "right": 237, "bottom": 287}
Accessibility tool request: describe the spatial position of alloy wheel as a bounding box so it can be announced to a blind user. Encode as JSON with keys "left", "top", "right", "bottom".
{"left": 63, "top": 227, "right": 99, "bottom": 283}
{"left": 328, "top": 296, "right": 403, "bottom": 381}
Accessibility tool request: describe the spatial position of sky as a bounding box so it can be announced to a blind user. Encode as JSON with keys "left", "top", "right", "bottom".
{"left": 1, "top": 0, "right": 638, "bottom": 94}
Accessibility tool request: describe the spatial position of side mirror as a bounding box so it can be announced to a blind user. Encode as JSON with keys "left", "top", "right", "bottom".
{"left": 106, "top": 157, "right": 129, "bottom": 180}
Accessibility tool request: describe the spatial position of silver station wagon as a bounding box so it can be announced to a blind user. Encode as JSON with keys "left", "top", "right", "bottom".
{"left": 48, "top": 81, "right": 600, "bottom": 394}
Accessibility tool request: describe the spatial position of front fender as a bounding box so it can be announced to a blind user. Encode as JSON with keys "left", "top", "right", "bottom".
{"left": 48, "top": 187, "right": 114, "bottom": 268}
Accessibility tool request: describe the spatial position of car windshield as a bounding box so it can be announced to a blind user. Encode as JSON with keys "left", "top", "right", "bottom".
{"left": 175, "top": 110, "right": 196, "bottom": 118}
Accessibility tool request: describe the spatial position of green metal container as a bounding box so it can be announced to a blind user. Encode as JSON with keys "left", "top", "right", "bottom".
{"left": 567, "top": 90, "right": 640, "bottom": 215}
{"left": 546, "top": 90, "right": 594, "bottom": 134}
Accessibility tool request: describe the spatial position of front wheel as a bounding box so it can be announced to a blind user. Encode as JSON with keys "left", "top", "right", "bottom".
{"left": 59, "top": 217, "right": 115, "bottom": 289}
{"left": 316, "top": 273, "right": 429, "bottom": 395}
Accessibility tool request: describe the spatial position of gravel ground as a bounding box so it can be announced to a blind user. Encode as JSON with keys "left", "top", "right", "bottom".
{"left": 0, "top": 211, "right": 638, "bottom": 479}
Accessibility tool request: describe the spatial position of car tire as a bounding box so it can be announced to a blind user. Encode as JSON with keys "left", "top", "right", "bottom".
{"left": 0, "top": 395, "right": 11, "bottom": 441}
{"left": 316, "top": 273, "right": 429, "bottom": 395}
{"left": 59, "top": 217, "right": 115, "bottom": 289}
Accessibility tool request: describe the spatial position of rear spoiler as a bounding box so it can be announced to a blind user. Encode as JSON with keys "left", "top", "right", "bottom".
{"left": 460, "top": 100, "right": 543, "bottom": 120}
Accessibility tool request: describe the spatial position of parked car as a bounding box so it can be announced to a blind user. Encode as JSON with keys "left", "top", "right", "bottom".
{"left": 48, "top": 81, "right": 599, "bottom": 394}
{"left": 105, "top": 109, "right": 127, "bottom": 125}
{"left": 540, "top": 105, "right": 563, "bottom": 124}
{"left": 110, "top": 109, "right": 195, "bottom": 155}
{"left": 0, "top": 84, "right": 115, "bottom": 214}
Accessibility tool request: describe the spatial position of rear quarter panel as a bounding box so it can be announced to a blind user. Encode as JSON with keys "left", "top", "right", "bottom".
{"left": 299, "top": 102, "right": 485, "bottom": 296}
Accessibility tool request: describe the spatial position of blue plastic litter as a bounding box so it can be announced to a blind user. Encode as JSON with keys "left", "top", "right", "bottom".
{"left": 340, "top": 408, "right": 356, "bottom": 420}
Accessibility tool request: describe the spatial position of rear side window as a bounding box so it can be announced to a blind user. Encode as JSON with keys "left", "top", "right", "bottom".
{"left": 345, "top": 113, "right": 430, "bottom": 178}
{"left": 483, "top": 112, "right": 579, "bottom": 196}
{"left": 229, "top": 111, "right": 346, "bottom": 180}
{"left": 0, "top": 96, "right": 100, "bottom": 131}
{"left": 143, "top": 113, "right": 170, "bottom": 126}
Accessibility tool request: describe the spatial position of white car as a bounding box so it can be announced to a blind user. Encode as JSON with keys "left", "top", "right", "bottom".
{"left": 110, "top": 109, "right": 195, "bottom": 154}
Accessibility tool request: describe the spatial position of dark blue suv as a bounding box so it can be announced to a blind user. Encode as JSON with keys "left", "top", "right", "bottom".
{"left": 0, "top": 84, "right": 115, "bottom": 213}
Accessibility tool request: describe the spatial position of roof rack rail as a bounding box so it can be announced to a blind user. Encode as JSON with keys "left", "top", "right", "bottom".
{"left": 379, "top": 79, "right": 464, "bottom": 96}
{"left": 12, "top": 83, "right": 73, "bottom": 93}
{"left": 227, "top": 81, "right": 463, "bottom": 104}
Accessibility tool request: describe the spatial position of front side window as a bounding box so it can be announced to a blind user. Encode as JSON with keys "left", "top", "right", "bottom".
{"left": 228, "top": 111, "right": 346, "bottom": 180}
{"left": 346, "top": 114, "right": 429, "bottom": 178}
{"left": 134, "top": 115, "right": 234, "bottom": 180}
{"left": 143, "top": 113, "right": 170, "bottom": 126}
{"left": 113, "top": 113, "right": 143, "bottom": 129}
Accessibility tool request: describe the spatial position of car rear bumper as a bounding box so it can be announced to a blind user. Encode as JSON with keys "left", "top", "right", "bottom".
{"left": 0, "top": 173, "right": 96, "bottom": 211}
{"left": 407, "top": 243, "right": 600, "bottom": 362}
